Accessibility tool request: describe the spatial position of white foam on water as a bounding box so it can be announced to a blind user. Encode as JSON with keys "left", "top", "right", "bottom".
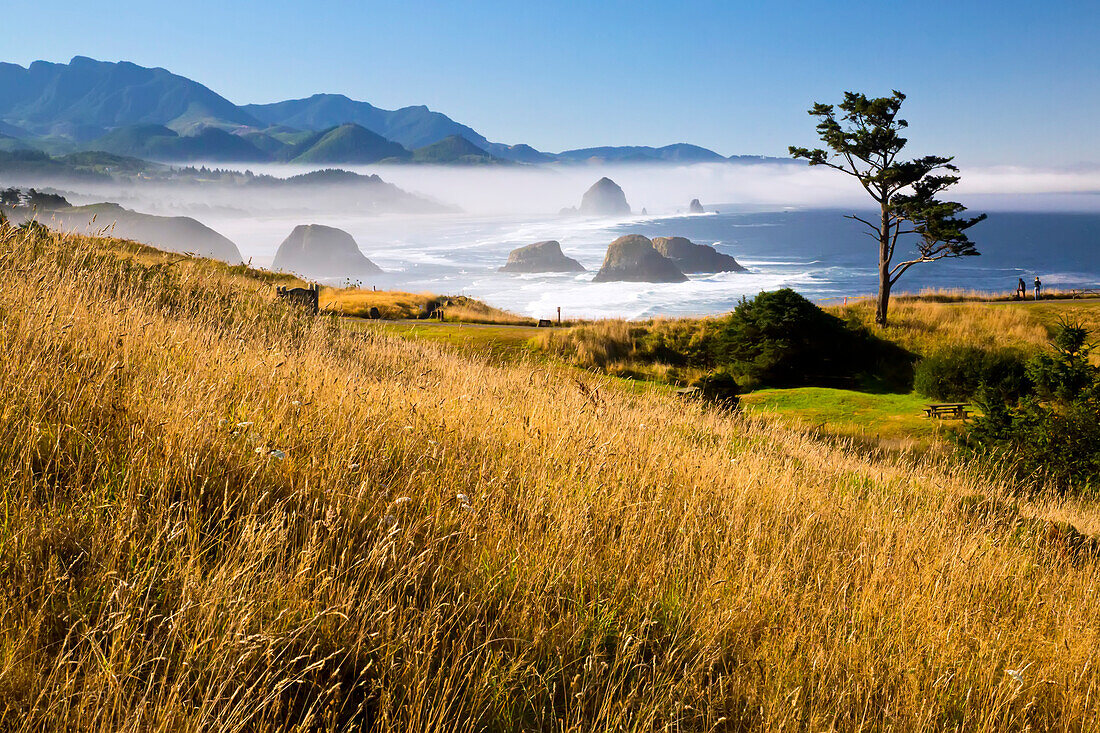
{"left": 196, "top": 199, "right": 1100, "bottom": 319}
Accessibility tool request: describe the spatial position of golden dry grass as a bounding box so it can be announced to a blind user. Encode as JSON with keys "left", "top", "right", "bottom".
{"left": 536, "top": 295, "right": 1100, "bottom": 387}
{"left": 1, "top": 226, "right": 1100, "bottom": 729}
{"left": 838, "top": 299, "right": 1051, "bottom": 354}
{"left": 321, "top": 287, "right": 532, "bottom": 324}
{"left": 893, "top": 287, "right": 1099, "bottom": 303}
{"left": 533, "top": 318, "right": 713, "bottom": 385}
{"left": 838, "top": 297, "right": 1100, "bottom": 358}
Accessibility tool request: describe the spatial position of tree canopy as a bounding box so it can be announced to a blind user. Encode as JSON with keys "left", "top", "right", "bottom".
{"left": 790, "top": 91, "right": 986, "bottom": 325}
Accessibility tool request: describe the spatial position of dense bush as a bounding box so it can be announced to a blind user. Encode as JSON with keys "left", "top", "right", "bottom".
{"left": 1027, "top": 321, "right": 1096, "bottom": 400}
{"left": 914, "top": 346, "right": 1031, "bottom": 402}
{"left": 710, "top": 289, "right": 914, "bottom": 390}
{"left": 962, "top": 322, "right": 1100, "bottom": 495}
{"left": 691, "top": 368, "right": 741, "bottom": 405}
{"left": 967, "top": 396, "right": 1100, "bottom": 495}
{"left": 539, "top": 289, "right": 915, "bottom": 391}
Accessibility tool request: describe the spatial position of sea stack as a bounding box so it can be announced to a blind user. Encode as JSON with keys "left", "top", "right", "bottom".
{"left": 272, "top": 224, "right": 382, "bottom": 280}
{"left": 592, "top": 235, "right": 687, "bottom": 283}
{"left": 652, "top": 236, "right": 746, "bottom": 273}
{"left": 688, "top": 198, "right": 706, "bottom": 214}
{"left": 579, "top": 177, "right": 631, "bottom": 215}
{"left": 499, "top": 240, "right": 585, "bottom": 273}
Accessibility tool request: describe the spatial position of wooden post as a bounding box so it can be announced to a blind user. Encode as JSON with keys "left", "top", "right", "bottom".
{"left": 557, "top": 306, "right": 561, "bottom": 325}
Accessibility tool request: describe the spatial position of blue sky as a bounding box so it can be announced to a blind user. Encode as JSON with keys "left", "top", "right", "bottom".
{"left": 4, "top": 0, "right": 1098, "bottom": 165}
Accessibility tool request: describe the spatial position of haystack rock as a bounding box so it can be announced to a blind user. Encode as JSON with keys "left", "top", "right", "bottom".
{"left": 272, "top": 224, "right": 382, "bottom": 280}
{"left": 579, "top": 177, "right": 631, "bottom": 215}
{"left": 688, "top": 198, "right": 706, "bottom": 214}
{"left": 592, "top": 235, "right": 687, "bottom": 283}
{"left": 652, "top": 236, "right": 746, "bottom": 273}
{"left": 499, "top": 240, "right": 585, "bottom": 273}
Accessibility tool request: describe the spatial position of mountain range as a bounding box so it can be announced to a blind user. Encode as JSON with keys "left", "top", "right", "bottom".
{"left": 0, "top": 56, "right": 785, "bottom": 166}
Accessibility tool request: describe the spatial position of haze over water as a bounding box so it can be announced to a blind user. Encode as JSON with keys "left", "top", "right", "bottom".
{"left": 56, "top": 162, "right": 1100, "bottom": 320}
{"left": 206, "top": 206, "right": 1100, "bottom": 320}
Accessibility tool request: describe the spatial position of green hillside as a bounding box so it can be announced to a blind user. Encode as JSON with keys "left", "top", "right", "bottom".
{"left": 57, "top": 151, "right": 156, "bottom": 174}
{"left": 0, "top": 149, "right": 111, "bottom": 179}
{"left": 91, "top": 124, "right": 270, "bottom": 162}
{"left": 410, "top": 134, "right": 499, "bottom": 164}
{"left": 290, "top": 123, "right": 410, "bottom": 164}
{"left": 91, "top": 124, "right": 177, "bottom": 155}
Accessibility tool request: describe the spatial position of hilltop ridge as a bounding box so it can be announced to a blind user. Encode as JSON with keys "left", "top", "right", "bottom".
{"left": 0, "top": 57, "right": 787, "bottom": 166}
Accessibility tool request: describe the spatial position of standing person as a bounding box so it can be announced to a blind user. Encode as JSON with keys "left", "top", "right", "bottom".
{"left": 1034, "top": 275, "right": 1042, "bottom": 300}
{"left": 1017, "top": 277, "right": 1026, "bottom": 299}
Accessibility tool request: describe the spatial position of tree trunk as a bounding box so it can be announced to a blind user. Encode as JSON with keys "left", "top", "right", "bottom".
{"left": 876, "top": 202, "right": 892, "bottom": 326}
{"left": 876, "top": 263, "right": 891, "bottom": 326}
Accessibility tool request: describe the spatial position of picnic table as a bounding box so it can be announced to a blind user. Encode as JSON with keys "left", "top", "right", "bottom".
{"left": 924, "top": 403, "right": 972, "bottom": 420}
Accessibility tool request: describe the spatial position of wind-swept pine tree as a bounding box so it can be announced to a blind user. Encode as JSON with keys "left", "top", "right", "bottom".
{"left": 790, "top": 91, "right": 986, "bottom": 326}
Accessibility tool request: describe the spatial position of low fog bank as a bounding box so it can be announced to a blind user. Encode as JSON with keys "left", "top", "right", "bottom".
{"left": 7, "top": 161, "right": 1100, "bottom": 223}
{"left": 233, "top": 161, "right": 1100, "bottom": 216}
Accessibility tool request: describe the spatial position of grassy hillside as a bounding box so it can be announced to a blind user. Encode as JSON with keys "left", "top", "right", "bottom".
{"left": 242, "top": 94, "right": 496, "bottom": 151}
{"left": 1, "top": 225, "right": 1100, "bottom": 729}
{"left": 839, "top": 295, "right": 1100, "bottom": 357}
{"left": 291, "top": 123, "right": 411, "bottom": 164}
{"left": 537, "top": 296, "right": 1100, "bottom": 385}
{"left": 88, "top": 124, "right": 272, "bottom": 162}
{"left": 320, "top": 286, "right": 533, "bottom": 324}
{"left": 410, "top": 135, "right": 499, "bottom": 164}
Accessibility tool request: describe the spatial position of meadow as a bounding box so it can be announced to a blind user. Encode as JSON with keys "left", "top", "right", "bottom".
{"left": 1, "top": 223, "right": 1099, "bottom": 730}
{"left": 838, "top": 295, "right": 1100, "bottom": 356}
{"left": 319, "top": 287, "right": 535, "bottom": 325}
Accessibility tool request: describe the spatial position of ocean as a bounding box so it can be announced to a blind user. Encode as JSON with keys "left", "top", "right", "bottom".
{"left": 211, "top": 206, "right": 1100, "bottom": 320}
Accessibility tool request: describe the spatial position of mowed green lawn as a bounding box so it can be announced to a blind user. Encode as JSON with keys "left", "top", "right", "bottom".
{"left": 739, "top": 387, "right": 964, "bottom": 450}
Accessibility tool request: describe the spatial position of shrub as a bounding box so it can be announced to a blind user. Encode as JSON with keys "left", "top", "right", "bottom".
{"left": 1027, "top": 320, "right": 1097, "bottom": 400}
{"left": 914, "top": 346, "right": 1031, "bottom": 403}
{"left": 712, "top": 289, "right": 914, "bottom": 390}
{"left": 691, "top": 368, "right": 741, "bottom": 405}
{"left": 535, "top": 290, "right": 915, "bottom": 392}
{"left": 966, "top": 395, "right": 1100, "bottom": 495}
{"left": 961, "top": 322, "right": 1100, "bottom": 495}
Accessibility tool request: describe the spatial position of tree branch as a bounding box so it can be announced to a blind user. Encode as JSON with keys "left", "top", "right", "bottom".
{"left": 888, "top": 250, "right": 961, "bottom": 283}
{"left": 844, "top": 214, "right": 880, "bottom": 233}
{"left": 816, "top": 159, "right": 863, "bottom": 178}
{"left": 841, "top": 150, "right": 880, "bottom": 201}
